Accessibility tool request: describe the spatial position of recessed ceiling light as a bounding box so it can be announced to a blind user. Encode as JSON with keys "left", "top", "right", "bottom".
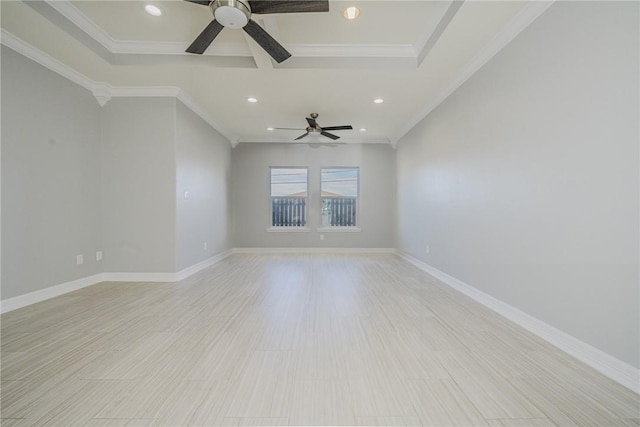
{"left": 144, "top": 4, "right": 162, "bottom": 16}
{"left": 267, "top": 127, "right": 274, "bottom": 131}
{"left": 359, "top": 128, "right": 367, "bottom": 132}
{"left": 373, "top": 98, "right": 384, "bottom": 104}
{"left": 342, "top": 6, "right": 360, "bottom": 20}
{"left": 247, "top": 97, "right": 258, "bottom": 103}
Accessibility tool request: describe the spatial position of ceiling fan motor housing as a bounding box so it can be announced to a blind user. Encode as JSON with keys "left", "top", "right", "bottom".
{"left": 211, "top": 0, "right": 251, "bottom": 28}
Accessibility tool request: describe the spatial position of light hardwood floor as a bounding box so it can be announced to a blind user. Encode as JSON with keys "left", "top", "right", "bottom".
{"left": 1, "top": 254, "right": 638, "bottom": 426}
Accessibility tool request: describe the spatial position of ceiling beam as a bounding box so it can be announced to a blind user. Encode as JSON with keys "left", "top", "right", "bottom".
{"left": 415, "top": 0, "right": 464, "bottom": 67}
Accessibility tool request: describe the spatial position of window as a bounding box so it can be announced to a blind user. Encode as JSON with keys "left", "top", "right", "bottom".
{"left": 321, "top": 167, "right": 359, "bottom": 227}
{"left": 270, "top": 167, "right": 308, "bottom": 227}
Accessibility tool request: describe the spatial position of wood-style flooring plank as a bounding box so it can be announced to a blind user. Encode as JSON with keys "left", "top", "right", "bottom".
{"left": 1, "top": 254, "right": 638, "bottom": 426}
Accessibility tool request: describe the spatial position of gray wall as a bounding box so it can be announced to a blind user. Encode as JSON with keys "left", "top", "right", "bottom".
{"left": 100, "top": 98, "right": 177, "bottom": 273}
{"left": 232, "top": 143, "right": 395, "bottom": 248}
{"left": 396, "top": 2, "right": 639, "bottom": 368}
{"left": 2, "top": 46, "right": 234, "bottom": 301}
{"left": 175, "top": 101, "right": 231, "bottom": 271}
{"left": 1, "top": 46, "right": 102, "bottom": 299}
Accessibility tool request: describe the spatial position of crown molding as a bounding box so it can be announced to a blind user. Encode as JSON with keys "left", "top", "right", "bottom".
{"left": 394, "top": 0, "right": 555, "bottom": 143}
{"left": 46, "top": 0, "right": 116, "bottom": 50}
{"left": 287, "top": 44, "right": 416, "bottom": 58}
{"left": 38, "top": 0, "right": 424, "bottom": 67}
{"left": 44, "top": 1, "right": 252, "bottom": 56}
{"left": 236, "top": 135, "right": 391, "bottom": 145}
{"left": 0, "top": 29, "right": 236, "bottom": 143}
{"left": 1, "top": 29, "right": 95, "bottom": 92}
{"left": 114, "top": 40, "right": 251, "bottom": 56}
{"left": 176, "top": 91, "right": 235, "bottom": 141}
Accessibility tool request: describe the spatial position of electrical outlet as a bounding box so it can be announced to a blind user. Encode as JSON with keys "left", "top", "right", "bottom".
{"left": 320, "top": 234, "right": 325, "bottom": 241}
{"left": 76, "top": 254, "right": 84, "bottom": 265}
{"left": 96, "top": 251, "right": 103, "bottom": 261}
{"left": 203, "top": 242, "right": 208, "bottom": 251}
{"left": 426, "top": 244, "right": 430, "bottom": 255}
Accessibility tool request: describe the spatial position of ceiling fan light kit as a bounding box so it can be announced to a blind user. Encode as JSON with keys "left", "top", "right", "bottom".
{"left": 212, "top": 0, "right": 250, "bottom": 28}
{"left": 276, "top": 113, "right": 353, "bottom": 142}
{"left": 185, "top": 0, "right": 329, "bottom": 63}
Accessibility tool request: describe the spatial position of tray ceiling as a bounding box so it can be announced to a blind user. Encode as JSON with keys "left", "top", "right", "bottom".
{"left": 0, "top": 0, "right": 553, "bottom": 145}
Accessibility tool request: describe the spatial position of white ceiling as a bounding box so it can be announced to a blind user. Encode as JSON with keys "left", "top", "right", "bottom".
{"left": 0, "top": 0, "right": 553, "bottom": 146}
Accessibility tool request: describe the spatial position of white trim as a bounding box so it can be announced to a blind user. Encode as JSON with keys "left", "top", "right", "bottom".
{"left": 0, "top": 29, "right": 235, "bottom": 144}
{"left": 42, "top": 0, "right": 250, "bottom": 56}
{"left": 398, "top": 252, "right": 640, "bottom": 395}
{"left": 0, "top": 250, "right": 233, "bottom": 313}
{"left": 46, "top": 0, "right": 117, "bottom": 52}
{"left": 108, "top": 40, "right": 251, "bottom": 56}
{"left": 287, "top": 44, "right": 416, "bottom": 58}
{"left": 101, "top": 272, "right": 177, "bottom": 282}
{"left": 266, "top": 227, "right": 311, "bottom": 233}
{"left": 0, "top": 29, "right": 95, "bottom": 92}
{"left": 109, "top": 86, "right": 181, "bottom": 98}
{"left": 1, "top": 273, "right": 104, "bottom": 314}
{"left": 104, "top": 250, "right": 233, "bottom": 282}
{"left": 415, "top": 0, "right": 464, "bottom": 67}
{"left": 47, "top": 1, "right": 415, "bottom": 60}
{"left": 174, "top": 250, "right": 233, "bottom": 281}
{"left": 395, "top": 1, "right": 555, "bottom": 143}
{"left": 175, "top": 91, "right": 234, "bottom": 141}
{"left": 237, "top": 136, "right": 391, "bottom": 145}
{"left": 233, "top": 247, "right": 396, "bottom": 254}
{"left": 316, "top": 227, "right": 361, "bottom": 233}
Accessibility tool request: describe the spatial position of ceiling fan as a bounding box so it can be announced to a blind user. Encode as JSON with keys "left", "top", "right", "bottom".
{"left": 184, "top": 0, "right": 329, "bottom": 63}
{"left": 276, "top": 113, "right": 353, "bottom": 141}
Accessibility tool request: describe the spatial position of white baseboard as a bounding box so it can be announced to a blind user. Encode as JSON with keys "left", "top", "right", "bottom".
{"left": 398, "top": 252, "right": 640, "bottom": 395}
{"left": 5, "top": 249, "right": 635, "bottom": 395}
{"left": 233, "top": 247, "right": 397, "bottom": 254}
{"left": 103, "top": 250, "right": 233, "bottom": 282}
{"left": 174, "top": 249, "right": 233, "bottom": 281}
{"left": 101, "top": 272, "right": 177, "bottom": 282}
{"left": 1, "top": 250, "right": 233, "bottom": 314}
{"left": 1, "top": 273, "right": 104, "bottom": 314}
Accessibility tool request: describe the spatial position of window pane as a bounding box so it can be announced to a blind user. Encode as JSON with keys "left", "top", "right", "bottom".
{"left": 321, "top": 168, "right": 358, "bottom": 227}
{"left": 321, "top": 168, "right": 358, "bottom": 197}
{"left": 270, "top": 168, "right": 308, "bottom": 197}
{"left": 271, "top": 167, "right": 307, "bottom": 227}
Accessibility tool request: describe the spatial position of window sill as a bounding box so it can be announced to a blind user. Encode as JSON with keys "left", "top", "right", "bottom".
{"left": 266, "top": 227, "right": 310, "bottom": 233}
{"left": 316, "top": 227, "right": 361, "bottom": 233}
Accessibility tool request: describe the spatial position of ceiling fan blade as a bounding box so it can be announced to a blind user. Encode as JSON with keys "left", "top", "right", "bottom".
{"left": 243, "top": 20, "right": 291, "bottom": 63}
{"left": 321, "top": 125, "right": 353, "bottom": 131}
{"left": 321, "top": 131, "right": 340, "bottom": 140}
{"left": 294, "top": 132, "right": 309, "bottom": 140}
{"left": 186, "top": 20, "right": 225, "bottom": 54}
{"left": 183, "top": 0, "right": 212, "bottom": 5}
{"left": 249, "top": 0, "right": 329, "bottom": 14}
{"left": 306, "top": 117, "right": 317, "bottom": 128}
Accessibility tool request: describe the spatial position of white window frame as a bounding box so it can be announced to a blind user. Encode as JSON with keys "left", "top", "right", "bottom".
{"left": 317, "top": 167, "right": 361, "bottom": 232}
{"left": 267, "top": 166, "right": 310, "bottom": 232}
